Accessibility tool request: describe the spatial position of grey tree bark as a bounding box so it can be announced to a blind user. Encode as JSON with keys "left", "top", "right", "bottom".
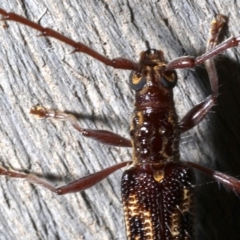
{"left": 1, "top": 0, "right": 240, "bottom": 239}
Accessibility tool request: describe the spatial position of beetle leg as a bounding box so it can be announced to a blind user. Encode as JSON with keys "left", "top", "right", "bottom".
{"left": 0, "top": 161, "right": 131, "bottom": 194}
{"left": 30, "top": 105, "right": 132, "bottom": 147}
{"left": 166, "top": 15, "right": 236, "bottom": 72}
{"left": 178, "top": 15, "right": 227, "bottom": 133}
{"left": 165, "top": 35, "right": 240, "bottom": 71}
{"left": 184, "top": 161, "right": 240, "bottom": 193}
{"left": 178, "top": 96, "right": 216, "bottom": 133}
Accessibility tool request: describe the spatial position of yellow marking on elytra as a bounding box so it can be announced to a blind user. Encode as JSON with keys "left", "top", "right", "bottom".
{"left": 171, "top": 211, "right": 181, "bottom": 237}
{"left": 124, "top": 193, "right": 154, "bottom": 239}
{"left": 153, "top": 169, "right": 164, "bottom": 182}
{"left": 182, "top": 188, "right": 192, "bottom": 213}
{"left": 126, "top": 194, "right": 139, "bottom": 217}
{"left": 168, "top": 188, "right": 193, "bottom": 238}
{"left": 169, "top": 188, "right": 193, "bottom": 238}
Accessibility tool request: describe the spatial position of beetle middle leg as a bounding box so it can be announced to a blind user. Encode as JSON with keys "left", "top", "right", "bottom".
{"left": 0, "top": 8, "right": 135, "bottom": 196}
{"left": 0, "top": 107, "right": 132, "bottom": 195}
{"left": 0, "top": 105, "right": 133, "bottom": 194}
{"left": 2, "top": 107, "right": 132, "bottom": 193}
{"left": 30, "top": 105, "right": 132, "bottom": 147}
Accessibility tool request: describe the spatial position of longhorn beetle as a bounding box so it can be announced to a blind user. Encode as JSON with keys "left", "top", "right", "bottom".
{"left": 1, "top": 7, "right": 240, "bottom": 240}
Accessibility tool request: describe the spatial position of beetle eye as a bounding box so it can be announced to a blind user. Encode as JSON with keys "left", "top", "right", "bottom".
{"left": 129, "top": 71, "right": 146, "bottom": 91}
{"left": 160, "top": 71, "right": 177, "bottom": 88}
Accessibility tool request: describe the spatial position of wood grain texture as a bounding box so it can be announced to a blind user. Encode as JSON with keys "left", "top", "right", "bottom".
{"left": 1, "top": 0, "right": 240, "bottom": 239}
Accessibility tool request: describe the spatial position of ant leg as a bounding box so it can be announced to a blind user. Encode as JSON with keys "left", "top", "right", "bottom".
{"left": 0, "top": 8, "right": 139, "bottom": 71}
{"left": 178, "top": 15, "right": 226, "bottom": 133}
{"left": 30, "top": 106, "right": 132, "bottom": 147}
{"left": 184, "top": 161, "right": 240, "bottom": 193}
{"left": 0, "top": 161, "right": 131, "bottom": 195}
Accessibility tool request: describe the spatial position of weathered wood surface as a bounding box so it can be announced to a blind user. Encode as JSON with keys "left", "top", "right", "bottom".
{"left": 1, "top": 0, "right": 240, "bottom": 239}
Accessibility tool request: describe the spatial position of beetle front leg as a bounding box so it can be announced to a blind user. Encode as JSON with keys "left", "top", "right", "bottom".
{"left": 165, "top": 35, "right": 240, "bottom": 71}
{"left": 165, "top": 14, "right": 238, "bottom": 72}
{"left": 30, "top": 105, "right": 132, "bottom": 147}
{"left": 179, "top": 15, "right": 227, "bottom": 133}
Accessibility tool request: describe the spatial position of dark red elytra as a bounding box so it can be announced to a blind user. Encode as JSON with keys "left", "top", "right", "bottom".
{"left": 1, "top": 8, "right": 240, "bottom": 239}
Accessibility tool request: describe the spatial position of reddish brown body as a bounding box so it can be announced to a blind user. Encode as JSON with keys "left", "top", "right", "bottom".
{"left": 1, "top": 9, "right": 240, "bottom": 240}
{"left": 122, "top": 50, "right": 194, "bottom": 239}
